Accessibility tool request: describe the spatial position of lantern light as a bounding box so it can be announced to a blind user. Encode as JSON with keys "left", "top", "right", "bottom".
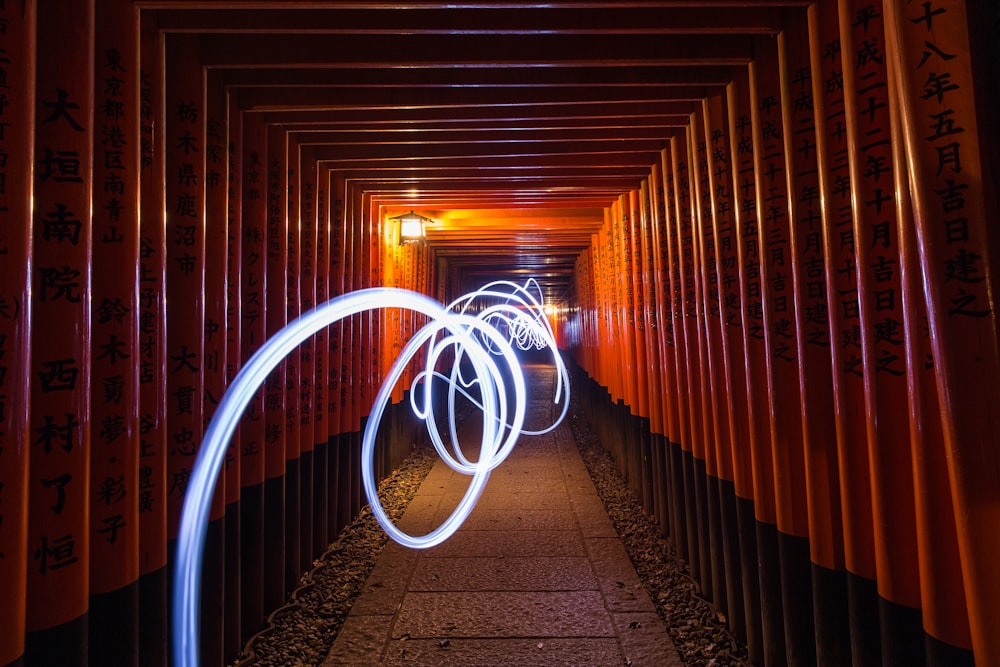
{"left": 391, "top": 210, "right": 432, "bottom": 244}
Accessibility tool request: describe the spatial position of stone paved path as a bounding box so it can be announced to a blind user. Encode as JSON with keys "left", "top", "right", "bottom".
{"left": 322, "top": 364, "right": 682, "bottom": 666}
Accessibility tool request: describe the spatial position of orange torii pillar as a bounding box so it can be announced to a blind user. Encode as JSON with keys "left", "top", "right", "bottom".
{"left": 663, "top": 139, "right": 695, "bottom": 572}
{"left": 239, "top": 108, "right": 268, "bottom": 642}
{"left": 839, "top": 3, "right": 923, "bottom": 663}
{"left": 201, "top": 67, "right": 231, "bottom": 667}
{"left": 90, "top": 1, "right": 141, "bottom": 664}
{"left": 890, "top": 68, "right": 972, "bottom": 667}
{"left": 283, "top": 132, "right": 303, "bottom": 597}
{"left": 297, "top": 145, "right": 321, "bottom": 568}
{"left": 701, "top": 92, "right": 754, "bottom": 649}
{"left": 809, "top": 1, "right": 883, "bottom": 663}
{"left": 728, "top": 65, "right": 781, "bottom": 667}
{"left": 885, "top": 1, "right": 1000, "bottom": 664}
{"left": 163, "top": 32, "right": 218, "bottom": 666}
{"left": 137, "top": 12, "right": 169, "bottom": 666}
{"left": 25, "top": 2, "right": 93, "bottom": 665}
{"left": 263, "top": 122, "right": 288, "bottom": 614}
{"left": 222, "top": 91, "right": 244, "bottom": 663}
{"left": 689, "top": 107, "right": 729, "bottom": 612}
{"left": 0, "top": 3, "right": 34, "bottom": 666}
{"left": 674, "top": 128, "right": 713, "bottom": 602}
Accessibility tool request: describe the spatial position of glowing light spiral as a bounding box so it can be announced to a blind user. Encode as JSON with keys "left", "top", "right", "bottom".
{"left": 173, "top": 283, "right": 568, "bottom": 667}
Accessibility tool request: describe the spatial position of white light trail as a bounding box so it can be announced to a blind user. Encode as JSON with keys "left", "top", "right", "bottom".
{"left": 173, "top": 282, "right": 569, "bottom": 667}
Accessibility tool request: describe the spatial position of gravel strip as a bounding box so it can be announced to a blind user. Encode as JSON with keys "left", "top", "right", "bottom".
{"left": 567, "top": 406, "right": 751, "bottom": 667}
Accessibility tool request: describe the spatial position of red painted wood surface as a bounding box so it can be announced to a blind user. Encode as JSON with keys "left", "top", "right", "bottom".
{"left": 727, "top": 70, "right": 777, "bottom": 527}
{"left": 27, "top": 0, "right": 94, "bottom": 635}
{"left": 840, "top": 0, "right": 921, "bottom": 612}
{"left": 163, "top": 33, "right": 205, "bottom": 541}
{"left": 884, "top": 1, "right": 1000, "bottom": 661}
{"left": 90, "top": 0, "right": 140, "bottom": 597}
{"left": 240, "top": 110, "right": 267, "bottom": 491}
{"left": 0, "top": 2, "right": 35, "bottom": 663}
{"left": 204, "top": 70, "right": 229, "bottom": 523}
{"left": 750, "top": 36, "right": 810, "bottom": 542}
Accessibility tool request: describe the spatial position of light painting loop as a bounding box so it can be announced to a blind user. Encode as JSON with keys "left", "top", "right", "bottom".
{"left": 173, "top": 282, "right": 568, "bottom": 667}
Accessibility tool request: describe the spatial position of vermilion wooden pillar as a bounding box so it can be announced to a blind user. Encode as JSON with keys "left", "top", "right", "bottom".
{"left": 333, "top": 171, "right": 353, "bottom": 530}
{"left": 223, "top": 92, "right": 243, "bottom": 663}
{"left": 750, "top": 33, "right": 816, "bottom": 666}
{"left": 310, "top": 156, "right": 330, "bottom": 555}
{"left": 638, "top": 177, "right": 665, "bottom": 527}
{"left": 200, "top": 67, "right": 229, "bottom": 667}
{"left": 630, "top": 188, "right": 655, "bottom": 513}
{"left": 284, "top": 133, "right": 304, "bottom": 593}
{"left": 347, "top": 183, "right": 364, "bottom": 519}
{"left": 889, "top": 64, "right": 972, "bottom": 666}
{"left": 0, "top": 3, "right": 35, "bottom": 666}
{"left": 314, "top": 164, "right": 333, "bottom": 546}
{"left": 702, "top": 92, "right": 752, "bottom": 647}
{"left": 239, "top": 108, "right": 267, "bottom": 642}
{"left": 713, "top": 84, "right": 766, "bottom": 663}
{"left": 800, "top": 6, "right": 855, "bottom": 665}
{"left": 329, "top": 170, "right": 348, "bottom": 535}
{"left": 163, "top": 33, "right": 209, "bottom": 667}
{"left": 675, "top": 129, "right": 712, "bottom": 597}
{"left": 727, "top": 67, "right": 777, "bottom": 667}
{"left": 654, "top": 150, "right": 685, "bottom": 560}
{"left": 90, "top": 1, "right": 140, "bottom": 664}
{"left": 884, "top": 1, "right": 1000, "bottom": 663}
{"left": 662, "top": 142, "right": 692, "bottom": 567}
{"left": 839, "top": 4, "right": 923, "bottom": 663}
{"left": 808, "top": 2, "right": 882, "bottom": 663}
{"left": 689, "top": 108, "right": 726, "bottom": 610}
{"left": 298, "top": 147, "right": 322, "bottom": 564}
{"left": 646, "top": 164, "right": 673, "bottom": 539}
{"left": 137, "top": 12, "right": 168, "bottom": 667}
{"left": 263, "top": 123, "right": 287, "bottom": 614}
{"left": 25, "top": 2, "right": 93, "bottom": 665}
{"left": 781, "top": 9, "right": 846, "bottom": 662}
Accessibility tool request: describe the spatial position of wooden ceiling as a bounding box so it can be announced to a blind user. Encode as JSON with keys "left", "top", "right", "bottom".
{"left": 144, "top": 1, "right": 803, "bottom": 303}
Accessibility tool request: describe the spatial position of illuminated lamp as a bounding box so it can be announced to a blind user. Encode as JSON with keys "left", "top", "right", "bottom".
{"left": 391, "top": 209, "right": 432, "bottom": 244}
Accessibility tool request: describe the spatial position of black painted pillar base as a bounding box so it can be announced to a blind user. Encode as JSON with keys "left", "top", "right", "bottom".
{"left": 735, "top": 497, "right": 763, "bottom": 666}
{"left": 90, "top": 581, "right": 138, "bottom": 667}
{"left": 284, "top": 457, "right": 301, "bottom": 597}
{"left": 925, "top": 632, "right": 975, "bottom": 667}
{"left": 224, "top": 500, "right": 242, "bottom": 663}
{"left": 200, "top": 516, "right": 225, "bottom": 667}
{"left": 811, "top": 562, "right": 850, "bottom": 667}
{"left": 240, "top": 482, "right": 265, "bottom": 643}
{"left": 312, "top": 441, "right": 328, "bottom": 559}
{"left": 755, "top": 520, "right": 787, "bottom": 667}
{"left": 706, "top": 474, "right": 726, "bottom": 609}
{"left": 879, "top": 595, "right": 926, "bottom": 666}
{"left": 670, "top": 443, "right": 688, "bottom": 563}
{"left": 263, "top": 474, "right": 286, "bottom": 614}
{"left": 138, "top": 566, "right": 167, "bottom": 667}
{"left": 777, "top": 531, "right": 816, "bottom": 667}
{"left": 299, "top": 449, "right": 314, "bottom": 573}
{"left": 719, "top": 479, "right": 745, "bottom": 644}
{"left": 846, "top": 571, "right": 883, "bottom": 667}
{"left": 24, "top": 613, "right": 88, "bottom": 667}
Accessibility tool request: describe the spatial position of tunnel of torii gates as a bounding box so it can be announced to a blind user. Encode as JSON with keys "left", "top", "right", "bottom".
{"left": 0, "top": 0, "right": 998, "bottom": 666}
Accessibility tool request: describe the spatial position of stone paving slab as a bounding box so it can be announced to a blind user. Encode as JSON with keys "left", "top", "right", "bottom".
{"left": 393, "top": 590, "right": 615, "bottom": 638}
{"left": 380, "top": 638, "right": 623, "bottom": 666}
{"left": 422, "top": 529, "right": 586, "bottom": 558}
{"left": 429, "top": 507, "right": 577, "bottom": 532}
{"left": 323, "top": 364, "right": 681, "bottom": 666}
{"left": 408, "top": 556, "right": 598, "bottom": 591}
